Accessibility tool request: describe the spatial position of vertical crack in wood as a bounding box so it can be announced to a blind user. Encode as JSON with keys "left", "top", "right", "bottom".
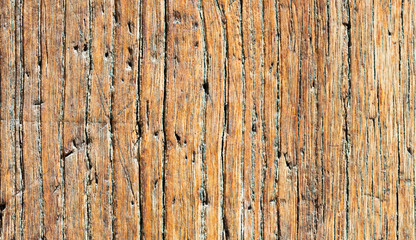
{"left": 213, "top": 0, "right": 228, "bottom": 237}
{"left": 410, "top": 2, "right": 416, "bottom": 235}
{"left": 312, "top": 0, "right": 321, "bottom": 236}
{"left": 296, "top": 1, "right": 303, "bottom": 238}
{"left": 109, "top": 0, "right": 116, "bottom": 238}
{"left": 259, "top": 0, "right": 266, "bottom": 238}
{"left": 59, "top": 0, "right": 67, "bottom": 238}
{"left": 274, "top": 0, "right": 281, "bottom": 238}
{"left": 239, "top": 0, "right": 247, "bottom": 238}
{"left": 324, "top": 0, "right": 330, "bottom": 237}
{"left": 344, "top": 0, "right": 352, "bottom": 238}
{"left": 197, "top": 0, "right": 208, "bottom": 238}
{"left": 84, "top": 0, "right": 93, "bottom": 238}
{"left": 135, "top": 0, "right": 143, "bottom": 238}
{"left": 372, "top": 0, "right": 380, "bottom": 237}
{"left": 397, "top": 0, "right": 404, "bottom": 238}
{"left": 248, "top": 1, "right": 256, "bottom": 237}
{"left": 162, "top": 0, "right": 169, "bottom": 238}
{"left": 396, "top": 0, "right": 404, "bottom": 239}
{"left": 37, "top": 0, "right": 45, "bottom": 238}
{"left": 15, "top": 0, "right": 25, "bottom": 238}
{"left": 11, "top": 0, "right": 16, "bottom": 237}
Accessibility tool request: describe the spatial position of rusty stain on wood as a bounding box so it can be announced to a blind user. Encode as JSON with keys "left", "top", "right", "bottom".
{"left": 0, "top": 0, "right": 415, "bottom": 239}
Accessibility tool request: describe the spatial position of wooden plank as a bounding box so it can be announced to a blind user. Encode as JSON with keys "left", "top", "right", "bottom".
{"left": 163, "top": 0, "right": 205, "bottom": 238}
{"left": 63, "top": 0, "right": 90, "bottom": 237}
{"left": 89, "top": 0, "right": 114, "bottom": 238}
{"left": 348, "top": 0, "right": 400, "bottom": 238}
{"left": 348, "top": 0, "right": 371, "bottom": 238}
{"left": 139, "top": 0, "right": 165, "bottom": 239}
{"left": 373, "top": 1, "right": 400, "bottom": 238}
{"left": 278, "top": 0, "right": 301, "bottom": 238}
{"left": 40, "top": 0, "right": 66, "bottom": 238}
{"left": 241, "top": 0, "right": 266, "bottom": 238}
{"left": 21, "top": 0, "right": 44, "bottom": 238}
{"left": 319, "top": 0, "right": 348, "bottom": 238}
{"left": 199, "top": 0, "right": 227, "bottom": 238}
{"left": 262, "top": 0, "right": 279, "bottom": 238}
{"left": 212, "top": 0, "right": 245, "bottom": 238}
{"left": 111, "top": 0, "right": 140, "bottom": 238}
{"left": 295, "top": 0, "right": 325, "bottom": 238}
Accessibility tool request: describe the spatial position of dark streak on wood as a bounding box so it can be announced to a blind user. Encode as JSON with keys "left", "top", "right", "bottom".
{"left": 60, "top": 0, "right": 67, "bottom": 238}
{"left": 36, "top": 0, "right": 45, "bottom": 238}
{"left": 162, "top": 0, "right": 168, "bottom": 238}
{"left": 16, "top": 0, "right": 25, "bottom": 238}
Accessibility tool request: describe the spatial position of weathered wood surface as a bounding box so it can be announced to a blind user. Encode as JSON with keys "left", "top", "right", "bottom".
{"left": 0, "top": 0, "right": 415, "bottom": 239}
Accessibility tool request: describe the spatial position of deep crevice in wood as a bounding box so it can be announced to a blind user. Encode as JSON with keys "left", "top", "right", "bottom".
{"left": 344, "top": 0, "right": 352, "bottom": 238}
{"left": 59, "top": 0, "right": 68, "bottom": 238}
{"left": 161, "top": 0, "right": 169, "bottom": 238}
{"left": 136, "top": 0, "right": 143, "bottom": 238}
{"left": 239, "top": 0, "right": 247, "bottom": 238}
{"left": 213, "top": 0, "right": 228, "bottom": 237}
{"left": 15, "top": 0, "right": 25, "bottom": 238}
{"left": 197, "top": 0, "right": 208, "bottom": 238}
{"left": 37, "top": 0, "right": 45, "bottom": 238}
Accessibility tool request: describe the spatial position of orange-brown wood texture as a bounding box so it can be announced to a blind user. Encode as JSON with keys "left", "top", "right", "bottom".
{"left": 0, "top": 0, "right": 415, "bottom": 239}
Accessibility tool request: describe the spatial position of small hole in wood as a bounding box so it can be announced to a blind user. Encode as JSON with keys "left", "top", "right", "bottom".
{"left": 173, "top": 10, "right": 181, "bottom": 24}
{"left": 127, "top": 21, "right": 133, "bottom": 34}
{"left": 203, "top": 82, "right": 209, "bottom": 95}
{"left": 127, "top": 60, "right": 133, "bottom": 69}
{"left": 175, "top": 132, "right": 181, "bottom": 143}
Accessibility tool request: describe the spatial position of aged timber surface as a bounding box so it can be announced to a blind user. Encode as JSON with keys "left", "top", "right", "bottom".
{"left": 0, "top": 0, "right": 415, "bottom": 239}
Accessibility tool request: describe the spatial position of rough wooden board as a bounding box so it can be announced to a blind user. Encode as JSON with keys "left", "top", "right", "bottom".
{"left": 111, "top": 0, "right": 140, "bottom": 238}
{"left": 40, "top": 0, "right": 65, "bottom": 238}
{"left": 139, "top": 0, "right": 165, "bottom": 239}
{"left": 1, "top": 0, "right": 416, "bottom": 239}
{"left": 89, "top": 0, "right": 114, "bottom": 238}
{"left": 21, "top": 0, "right": 43, "bottom": 238}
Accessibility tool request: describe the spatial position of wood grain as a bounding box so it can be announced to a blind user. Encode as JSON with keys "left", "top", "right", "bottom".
{"left": 1, "top": 0, "right": 416, "bottom": 239}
